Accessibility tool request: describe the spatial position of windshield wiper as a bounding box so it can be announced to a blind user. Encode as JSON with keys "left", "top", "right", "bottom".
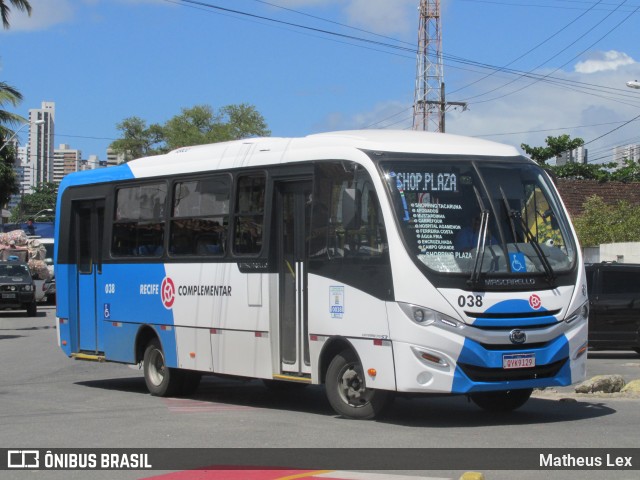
{"left": 467, "top": 186, "right": 489, "bottom": 288}
{"left": 499, "top": 187, "right": 556, "bottom": 286}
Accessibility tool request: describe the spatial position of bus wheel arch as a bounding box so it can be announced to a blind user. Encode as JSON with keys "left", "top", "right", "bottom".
{"left": 135, "top": 325, "right": 158, "bottom": 365}
{"left": 136, "top": 326, "right": 184, "bottom": 397}
{"left": 320, "top": 338, "right": 392, "bottom": 420}
{"left": 319, "top": 337, "right": 354, "bottom": 384}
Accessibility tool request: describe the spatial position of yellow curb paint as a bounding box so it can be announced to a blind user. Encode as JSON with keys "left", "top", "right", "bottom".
{"left": 459, "top": 473, "right": 485, "bottom": 480}
{"left": 277, "top": 471, "right": 334, "bottom": 480}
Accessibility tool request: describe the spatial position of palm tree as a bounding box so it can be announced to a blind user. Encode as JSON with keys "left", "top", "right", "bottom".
{"left": 0, "top": 81, "right": 26, "bottom": 139}
{"left": 1, "top": 0, "right": 32, "bottom": 30}
{"left": 0, "top": 82, "right": 24, "bottom": 208}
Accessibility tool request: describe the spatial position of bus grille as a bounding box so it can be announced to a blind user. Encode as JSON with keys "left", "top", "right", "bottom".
{"left": 458, "top": 358, "right": 567, "bottom": 382}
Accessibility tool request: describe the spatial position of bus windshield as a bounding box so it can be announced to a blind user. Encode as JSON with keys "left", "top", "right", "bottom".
{"left": 380, "top": 157, "right": 576, "bottom": 279}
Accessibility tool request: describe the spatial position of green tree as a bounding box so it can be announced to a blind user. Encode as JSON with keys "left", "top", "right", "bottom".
{"left": 548, "top": 161, "right": 615, "bottom": 181}
{"left": 162, "top": 105, "right": 221, "bottom": 151}
{"left": 0, "top": 81, "right": 26, "bottom": 139}
{"left": 10, "top": 182, "right": 58, "bottom": 222}
{"left": 609, "top": 159, "right": 640, "bottom": 182}
{"left": 521, "top": 134, "right": 585, "bottom": 165}
{"left": 109, "top": 116, "right": 164, "bottom": 161}
{"left": 1, "top": 81, "right": 26, "bottom": 207}
{"left": 110, "top": 103, "right": 270, "bottom": 160}
{"left": 0, "top": 142, "right": 19, "bottom": 207}
{"left": 573, "top": 195, "right": 640, "bottom": 247}
{"left": 218, "top": 103, "right": 270, "bottom": 141}
{"left": 0, "top": 0, "right": 31, "bottom": 29}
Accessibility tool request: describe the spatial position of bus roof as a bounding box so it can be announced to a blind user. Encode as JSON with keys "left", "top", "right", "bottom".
{"left": 59, "top": 130, "right": 522, "bottom": 189}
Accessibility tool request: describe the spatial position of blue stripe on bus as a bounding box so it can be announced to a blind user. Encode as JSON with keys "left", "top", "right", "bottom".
{"left": 451, "top": 334, "right": 572, "bottom": 393}
{"left": 471, "top": 298, "right": 558, "bottom": 327}
{"left": 99, "top": 263, "right": 178, "bottom": 367}
{"left": 59, "top": 163, "right": 136, "bottom": 189}
{"left": 54, "top": 164, "right": 136, "bottom": 257}
{"left": 471, "top": 316, "right": 558, "bottom": 328}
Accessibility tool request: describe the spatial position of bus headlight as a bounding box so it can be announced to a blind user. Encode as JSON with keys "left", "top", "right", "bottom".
{"left": 399, "top": 303, "right": 461, "bottom": 328}
{"left": 565, "top": 301, "right": 589, "bottom": 324}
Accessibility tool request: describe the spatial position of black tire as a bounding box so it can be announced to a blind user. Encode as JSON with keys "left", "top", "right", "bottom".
{"left": 470, "top": 388, "right": 533, "bottom": 412}
{"left": 143, "top": 338, "right": 184, "bottom": 397}
{"left": 26, "top": 302, "right": 37, "bottom": 317}
{"left": 325, "top": 349, "right": 392, "bottom": 419}
{"left": 634, "top": 348, "right": 640, "bottom": 356}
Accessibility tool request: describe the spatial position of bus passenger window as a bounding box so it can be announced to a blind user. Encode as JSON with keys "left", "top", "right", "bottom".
{"left": 169, "top": 176, "right": 230, "bottom": 257}
{"left": 111, "top": 183, "right": 166, "bottom": 257}
{"left": 233, "top": 174, "right": 265, "bottom": 255}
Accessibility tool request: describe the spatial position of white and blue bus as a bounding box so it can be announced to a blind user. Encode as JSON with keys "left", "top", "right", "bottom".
{"left": 55, "top": 130, "right": 588, "bottom": 419}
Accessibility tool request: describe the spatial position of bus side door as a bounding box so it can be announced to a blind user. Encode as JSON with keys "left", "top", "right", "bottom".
{"left": 74, "top": 200, "right": 105, "bottom": 353}
{"left": 276, "top": 180, "right": 312, "bottom": 376}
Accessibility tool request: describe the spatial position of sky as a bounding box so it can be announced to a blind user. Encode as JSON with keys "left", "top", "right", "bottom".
{"left": 1, "top": 0, "right": 640, "bottom": 165}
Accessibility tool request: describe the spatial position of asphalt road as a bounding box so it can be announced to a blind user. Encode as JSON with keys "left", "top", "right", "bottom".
{"left": 1, "top": 305, "right": 639, "bottom": 480}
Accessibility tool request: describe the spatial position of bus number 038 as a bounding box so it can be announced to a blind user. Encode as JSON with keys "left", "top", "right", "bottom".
{"left": 458, "top": 295, "right": 483, "bottom": 308}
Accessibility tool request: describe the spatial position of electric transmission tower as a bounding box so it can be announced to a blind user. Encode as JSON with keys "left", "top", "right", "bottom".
{"left": 412, "top": 0, "right": 466, "bottom": 132}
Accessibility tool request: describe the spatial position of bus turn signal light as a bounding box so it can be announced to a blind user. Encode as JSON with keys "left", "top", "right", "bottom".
{"left": 367, "top": 368, "right": 377, "bottom": 377}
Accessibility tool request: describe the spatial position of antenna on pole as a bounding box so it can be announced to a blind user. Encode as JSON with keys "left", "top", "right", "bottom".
{"left": 412, "top": 0, "right": 466, "bottom": 133}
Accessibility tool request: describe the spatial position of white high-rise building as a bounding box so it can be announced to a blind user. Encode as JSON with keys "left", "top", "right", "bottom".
{"left": 556, "top": 146, "right": 587, "bottom": 166}
{"left": 613, "top": 144, "right": 640, "bottom": 167}
{"left": 7, "top": 146, "right": 30, "bottom": 210}
{"left": 27, "top": 101, "right": 55, "bottom": 189}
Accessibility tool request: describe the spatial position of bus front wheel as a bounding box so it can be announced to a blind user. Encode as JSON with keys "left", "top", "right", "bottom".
{"left": 325, "top": 349, "right": 391, "bottom": 420}
{"left": 143, "top": 338, "right": 184, "bottom": 397}
{"left": 470, "top": 388, "right": 533, "bottom": 412}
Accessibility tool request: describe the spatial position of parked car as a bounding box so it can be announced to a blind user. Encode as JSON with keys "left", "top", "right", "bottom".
{"left": 586, "top": 262, "right": 640, "bottom": 355}
{"left": 0, "top": 260, "right": 37, "bottom": 316}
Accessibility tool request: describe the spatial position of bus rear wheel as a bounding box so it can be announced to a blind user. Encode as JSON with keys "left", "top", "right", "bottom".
{"left": 143, "top": 338, "right": 184, "bottom": 397}
{"left": 325, "top": 349, "right": 391, "bottom": 420}
{"left": 470, "top": 388, "right": 533, "bottom": 412}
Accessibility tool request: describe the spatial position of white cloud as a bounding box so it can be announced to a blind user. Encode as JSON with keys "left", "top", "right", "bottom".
{"left": 317, "top": 100, "right": 412, "bottom": 132}
{"left": 275, "top": 0, "right": 418, "bottom": 36}
{"left": 574, "top": 50, "right": 636, "bottom": 74}
{"left": 324, "top": 59, "right": 640, "bottom": 160}
{"left": 344, "top": 0, "right": 417, "bottom": 36}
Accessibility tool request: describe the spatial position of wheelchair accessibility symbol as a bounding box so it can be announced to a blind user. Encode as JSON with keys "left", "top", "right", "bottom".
{"left": 509, "top": 252, "right": 527, "bottom": 273}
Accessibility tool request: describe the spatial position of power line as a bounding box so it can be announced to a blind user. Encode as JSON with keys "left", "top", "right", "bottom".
{"left": 464, "top": 1, "right": 639, "bottom": 105}
{"left": 246, "top": 0, "right": 415, "bottom": 48}
{"left": 449, "top": 0, "right": 605, "bottom": 96}
{"left": 461, "top": 0, "right": 640, "bottom": 12}
{"left": 169, "top": 0, "right": 417, "bottom": 54}
{"left": 584, "top": 112, "right": 640, "bottom": 145}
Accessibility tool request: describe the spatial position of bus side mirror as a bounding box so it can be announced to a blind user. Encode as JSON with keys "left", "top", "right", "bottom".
{"left": 342, "top": 188, "right": 362, "bottom": 230}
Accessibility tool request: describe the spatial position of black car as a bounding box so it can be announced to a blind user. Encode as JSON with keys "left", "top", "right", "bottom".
{"left": 586, "top": 262, "right": 640, "bottom": 355}
{"left": 0, "top": 260, "right": 37, "bottom": 316}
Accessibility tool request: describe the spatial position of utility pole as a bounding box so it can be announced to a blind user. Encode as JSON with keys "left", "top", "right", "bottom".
{"left": 412, "top": 0, "right": 466, "bottom": 132}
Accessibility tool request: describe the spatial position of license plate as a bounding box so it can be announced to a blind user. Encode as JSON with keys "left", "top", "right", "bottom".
{"left": 2, "top": 293, "right": 16, "bottom": 299}
{"left": 503, "top": 353, "right": 535, "bottom": 369}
